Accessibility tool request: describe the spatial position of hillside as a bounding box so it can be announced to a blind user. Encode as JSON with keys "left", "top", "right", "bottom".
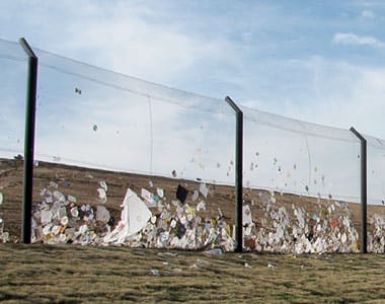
{"left": 1, "top": 158, "right": 385, "bottom": 252}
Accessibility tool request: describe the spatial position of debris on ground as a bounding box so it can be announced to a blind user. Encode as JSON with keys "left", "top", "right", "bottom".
{"left": 0, "top": 191, "right": 9, "bottom": 243}
{"left": 149, "top": 269, "right": 160, "bottom": 276}
{"left": 243, "top": 192, "right": 360, "bottom": 254}
{"left": 24, "top": 181, "right": 385, "bottom": 254}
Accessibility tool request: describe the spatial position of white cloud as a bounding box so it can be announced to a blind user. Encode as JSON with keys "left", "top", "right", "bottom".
{"left": 333, "top": 32, "right": 385, "bottom": 48}
{"left": 0, "top": 1, "right": 236, "bottom": 85}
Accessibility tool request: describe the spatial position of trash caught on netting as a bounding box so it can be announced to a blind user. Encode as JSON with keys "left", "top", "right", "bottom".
{"left": 242, "top": 191, "right": 360, "bottom": 254}
{"left": 368, "top": 213, "right": 385, "bottom": 253}
{"left": 0, "top": 192, "right": 9, "bottom": 243}
{"left": 31, "top": 183, "right": 234, "bottom": 251}
{"left": 31, "top": 183, "right": 112, "bottom": 245}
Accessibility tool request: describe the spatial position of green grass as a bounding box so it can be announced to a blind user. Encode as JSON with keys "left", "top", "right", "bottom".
{"left": 2, "top": 244, "right": 385, "bottom": 303}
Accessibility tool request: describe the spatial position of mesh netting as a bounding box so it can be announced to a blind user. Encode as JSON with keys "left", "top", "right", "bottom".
{"left": 32, "top": 48, "right": 236, "bottom": 185}
{"left": 242, "top": 105, "right": 361, "bottom": 203}
{"left": 0, "top": 39, "right": 27, "bottom": 158}
{"left": 2, "top": 39, "right": 385, "bottom": 252}
{"left": 366, "top": 135, "right": 385, "bottom": 205}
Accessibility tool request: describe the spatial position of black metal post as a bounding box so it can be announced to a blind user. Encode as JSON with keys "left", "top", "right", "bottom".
{"left": 350, "top": 127, "right": 367, "bottom": 254}
{"left": 225, "top": 96, "right": 243, "bottom": 252}
{"left": 19, "top": 38, "right": 38, "bottom": 244}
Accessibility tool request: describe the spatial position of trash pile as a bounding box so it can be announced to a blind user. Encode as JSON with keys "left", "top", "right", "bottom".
{"left": 31, "top": 181, "right": 112, "bottom": 245}
{"left": 31, "top": 180, "right": 363, "bottom": 254}
{"left": 103, "top": 186, "right": 234, "bottom": 251}
{"left": 32, "top": 182, "right": 235, "bottom": 251}
{"left": 244, "top": 191, "right": 360, "bottom": 254}
{"left": 0, "top": 191, "right": 9, "bottom": 243}
{"left": 368, "top": 213, "right": 385, "bottom": 253}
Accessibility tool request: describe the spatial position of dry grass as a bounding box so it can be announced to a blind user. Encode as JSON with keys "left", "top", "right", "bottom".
{"left": 2, "top": 244, "right": 385, "bottom": 303}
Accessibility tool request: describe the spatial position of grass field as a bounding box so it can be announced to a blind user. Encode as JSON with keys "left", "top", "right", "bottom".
{"left": 2, "top": 244, "right": 385, "bottom": 303}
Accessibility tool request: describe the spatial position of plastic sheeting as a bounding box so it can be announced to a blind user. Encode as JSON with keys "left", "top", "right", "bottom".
{"left": 104, "top": 188, "right": 152, "bottom": 244}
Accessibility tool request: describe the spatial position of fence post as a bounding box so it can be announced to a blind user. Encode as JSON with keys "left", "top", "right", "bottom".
{"left": 225, "top": 96, "right": 243, "bottom": 252}
{"left": 19, "top": 38, "right": 38, "bottom": 244}
{"left": 350, "top": 127, "right": 367, "bottom": 254}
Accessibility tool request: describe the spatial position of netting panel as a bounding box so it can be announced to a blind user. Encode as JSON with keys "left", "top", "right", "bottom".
{"left": 366, "top": 135, "right": 385, "bottom": 205}
{"left": 33, "top": 48, "right": 236, "bottom": 184}
{"left": 242, "top": 106, "right": 361, "bottom": 202}
{"left": 0, "top": 39, "right": 27, "bottom": 158}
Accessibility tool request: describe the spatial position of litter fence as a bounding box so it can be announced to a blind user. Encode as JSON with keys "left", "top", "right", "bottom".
{"left": 1, "top": 38, "right": 385, "bottom": 253}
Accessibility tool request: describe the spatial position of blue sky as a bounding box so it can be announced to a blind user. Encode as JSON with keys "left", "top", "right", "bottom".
{"left": 1, "top": 0, "right": 385, "bottom": 137}
{"left": 1, "top": 1, "right": 385, "bottom": 203}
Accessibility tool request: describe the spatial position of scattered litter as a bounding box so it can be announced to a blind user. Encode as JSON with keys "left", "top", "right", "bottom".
{"left": 141, "top": 188, "right": 158, "bottom": 208}
{"left": 157, "top": 252, "right": 178, "bottom": 257}
{"left": 176, "top": 185, "right": 188, "bottom": 204}
{"left": 68, "top": 195, "right": 77, "bottom": 203}
{"left": 63, "top": 180, "right": 71, "bottom": 188}
{"left": 75, "top": 87, "right": 82, "bottom": 95}
{"left": 1, "top": 232, "right": 9, "bottom": 243}
{"left": 267, "top": 263, "right": 274, "bottom": 268}
{"left": 99, "top": 181, "right": 108, "bottom": 192}
{"left": 199, "top": 183, "right": 209, "bottom": 198}
{"left": 196, "top": 258, "right": 210, "bottom": 268}
{"left": 189, "top": 264, "right": 198, "bottom": 270}
{"left": 242, "top": 190, "right": 359, "bottom": 254}
{"left": 196, "top": 201, "right": 206, "bottom": 212}
{"left": 49, "top": 181, "right": 59, "bottom": 189}
{"left": 97, "top": 188, "right": 107, "bottom": 203}
{"left": 157, "top": 188, "right": 164, "bottom": 198}
{"left": 191, "top": 190, "right": 199, "bottom": 202}
{"left": 244, "top": 262, "right": 252, "bottom": 268}
{"left": 70, "top": 207, "right": 79, "bottom": 218}
{"left": 368, "top": 214, "right": 385, "bottom": 253}
{"left": 243, "top": 205, "right": 252, "bottom": 226}
{"left": 150, "top": 269, "right": 160, "bottom": 276}
{"left": 60, "top": 216, "right": 69, "bottom": 226}
{"left": 0, "top": 192, "right": 3, "bottom": 205}
{"left": 24, "top": 180, "right": 365, "bottom": 254}
{"left": 204, "top": 248, "right": 223, "bottom": 256}
{"left": 96, "top": 206, "right": 110, "bottom": 224}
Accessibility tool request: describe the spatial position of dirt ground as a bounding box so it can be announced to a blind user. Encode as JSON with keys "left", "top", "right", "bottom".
{"left": 2, "top": 244, "right": 385, "bottom": 303}
{"left": 2, "top": 157, "right": 384, "bottom": 242}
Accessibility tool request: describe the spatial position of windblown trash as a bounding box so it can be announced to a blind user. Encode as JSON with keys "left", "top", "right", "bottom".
{"left": 31, "top": 182, "right": 234, "bottom": 250}
{"left": 367, "top": 213, "right": 385, "bottom": 253}
{"left": 0, "top": 191, "right": 9, "bottom": 243}
{"left": 103, "top": 188, "right": 152, "bottom": 244}
{"left": 243, "top": 193, "right": 360, "bottom": 254}
{"left": 25, "top": 180, "right": 385, "bottom": 253}
{"left": 31, "top": 182, "right": 111, "bottom": 245}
